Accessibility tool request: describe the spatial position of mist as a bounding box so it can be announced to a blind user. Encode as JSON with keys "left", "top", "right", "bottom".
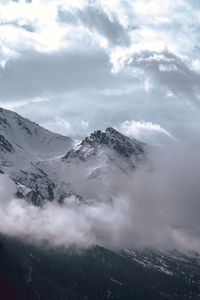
{"left": 0, "top": 129, "right": 200, "bottom": 254}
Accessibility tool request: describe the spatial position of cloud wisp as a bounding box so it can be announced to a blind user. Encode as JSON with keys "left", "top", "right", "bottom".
{"left": 118, "top": 120, "right": 174, "bottom": 146}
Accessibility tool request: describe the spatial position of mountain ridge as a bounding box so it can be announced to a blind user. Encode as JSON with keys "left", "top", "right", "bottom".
{"left": 0, "top": 107, "right": 73, "bottom": 164}
{"left": 0, "top": 108, "right": 200, "bottom": 300}
{"left": 64, "top": 127, "right": 145, "bottom": 161}
{"left": 0, "top": 107, "right": 146, "bottom": 205}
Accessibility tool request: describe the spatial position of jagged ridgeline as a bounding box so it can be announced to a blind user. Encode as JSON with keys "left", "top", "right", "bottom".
{"left": 0, "top": 108, "right": 146, "bottom": 206}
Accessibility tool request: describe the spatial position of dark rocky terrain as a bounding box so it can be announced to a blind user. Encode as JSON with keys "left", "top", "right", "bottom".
{"left": 0, "top": 235, "right": 200, "bottom": 300}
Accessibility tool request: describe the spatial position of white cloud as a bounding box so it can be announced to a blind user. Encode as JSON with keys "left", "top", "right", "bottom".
{"left": 1, "top": 0, "right": 200, "bottom": 135}
{"left": 159, "top": 64, "right": 177, "bottom": 72}
{"left": 166, "top": 90, "right": 174, "bottom": 98}
{"left": 31, "top": 97, "right": 49, "bottom": 103}
{"left": 191, "top": 59, "right": 200, "bottom": 72}
{"left": 0, "top": 0, "right": 199, "bottom": 71}
{"left": 43, "top": 117, "right": 72, "bottom": 136}
{"left": 1, "top": 97, "right": 49, "bottom": 110}
{"left": 1, "top": 130, "right": 200, "bottom": 253}
{"left": 0, "top": 0, "right": 92, "bottom": 66}
{"left": 81, "top": 120, "right": 89, "bottom": 129}
{"left": 119, "top": 120, "right": 174, "bottom": 146}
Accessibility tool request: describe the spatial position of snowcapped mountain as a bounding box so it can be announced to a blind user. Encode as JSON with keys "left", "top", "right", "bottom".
{"left": 0, "top": 107, "right": 73, "bottom": 169}
{"left": 0, "top": 108, "right": 200, "bottom": 300}
{"left": 0, "top": 108, "right": 74, "bottom": 204}
{"left": 41, "top": 127, "right": 146, "bottom": 202}
{"left": 0, "top": 108, "right": 146, "bottom": 205}
{"left": 64, "top": 127, "right": 145, "bottom": 162}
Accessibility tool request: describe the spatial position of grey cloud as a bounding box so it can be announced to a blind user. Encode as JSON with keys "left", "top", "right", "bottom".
{"left": 0, "top": 21, "right": 35, "bottom": 32}
{"left": 1, "top": 0, "right": 200, "bottom": 137}
{"left": 2, "top": 48, "right": 199, "bottom": 140}
{"left": 183, "top": 0, "right": 200, "bottom": 9}
{"left": 130, "top": 51, "right": 200, "bottom": 104}
{"left": 0, "top": 50, "right": 113, "bottom": 100}
{"left": 16, "top": 84, "right": 199, "bottom": 141}
{"left": 58, "top": 5, "right": 131, "bottom": 46}
{"left": 0, "top": 48, "right": 135, "bottom": 102}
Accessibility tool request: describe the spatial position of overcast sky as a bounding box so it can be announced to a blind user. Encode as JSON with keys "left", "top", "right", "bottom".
{"left": 1, "top": 0, "right": 200, "bottom": 139}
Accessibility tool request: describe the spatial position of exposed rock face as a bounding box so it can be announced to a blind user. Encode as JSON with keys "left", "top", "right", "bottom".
{"left": 82, "top": 127, "right": 145, "bottom": 157}
{"left": 64, "top": 127, "right": 145, "bottom": 161}
{"left": 0, "top": 135, "right": 14, "bottom": 153}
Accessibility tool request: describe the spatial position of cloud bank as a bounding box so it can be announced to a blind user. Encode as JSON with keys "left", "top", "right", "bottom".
{"left": 0, "top": 0, "right": 200, "bottom": 137}
{"left": 0, "top": 130, "right": 200, "bottom": 254}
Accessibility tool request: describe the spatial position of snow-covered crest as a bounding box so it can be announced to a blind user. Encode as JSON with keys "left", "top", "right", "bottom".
{"left": 0, "top": 108, "right": 146, "bottom": 206}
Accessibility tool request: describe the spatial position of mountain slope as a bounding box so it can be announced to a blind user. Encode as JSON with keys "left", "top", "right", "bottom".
{"left": 0, "top": 108, "right": 73, "bottom": 170}
{"left": 0, "top": 109, "right": 200, "bottom": 300}
{"left": 64, "top": 127, "right": 145, "bottom": 162}
{"left": 0, "top": 236, "right": 200, "bottom": 300}
{"left": 0, "top": 108, "right": 74, "bottom": 204}
{"left": 0, "top": 108, "right": 147, "bottom": 205}
{"left": 37, "top": 127, "right": 146, "bottom": 202}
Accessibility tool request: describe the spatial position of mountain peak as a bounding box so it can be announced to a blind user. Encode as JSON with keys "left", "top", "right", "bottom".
{"left": 64, "top": 127, "right": 145, "bottom": 161}
{"left": 105, "top": 127, "right": 120, "bottom": 133}
{"left": 82, "top": 127, "right": 145, "bottom": 157}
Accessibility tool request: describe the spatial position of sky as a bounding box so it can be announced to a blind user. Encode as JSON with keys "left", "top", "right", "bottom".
{"left": 0, "top": 0, "right": 200, "bottom": 139}
{"left": 1, "top": 1, "right": 200, "bottom": 253}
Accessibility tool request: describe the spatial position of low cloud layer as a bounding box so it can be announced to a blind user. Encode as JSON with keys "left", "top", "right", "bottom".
{"left": 0, "top": 129, "right": 200, "bottom": 254}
